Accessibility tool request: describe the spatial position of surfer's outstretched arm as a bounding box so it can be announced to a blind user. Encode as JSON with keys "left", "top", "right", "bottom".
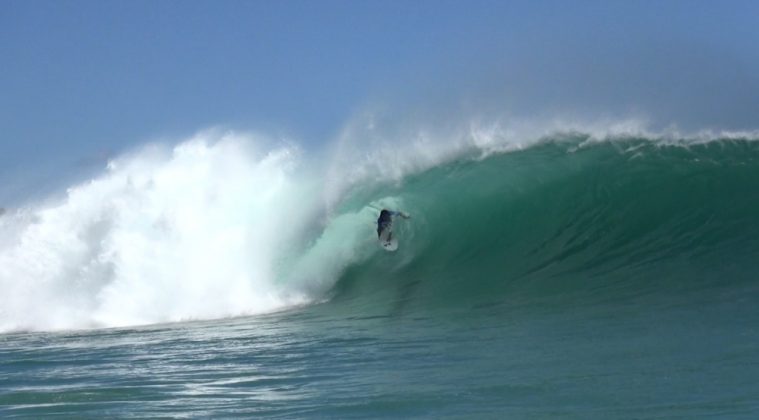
{"left": 390, "top": 210, "right": 410, "bottom": 219}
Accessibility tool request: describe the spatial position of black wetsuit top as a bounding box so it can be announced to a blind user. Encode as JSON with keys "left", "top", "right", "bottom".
{"left": 377, "top": 210, "right": 394, "bottom": 237}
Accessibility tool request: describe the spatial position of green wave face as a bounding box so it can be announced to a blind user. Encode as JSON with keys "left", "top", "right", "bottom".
{"left": 327, "top": 137, "right": 759, "bottom": 316}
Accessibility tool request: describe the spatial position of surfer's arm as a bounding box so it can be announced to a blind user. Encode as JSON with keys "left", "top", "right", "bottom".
{"left": 388, "top": 210, "right": 410, "bottom": 219}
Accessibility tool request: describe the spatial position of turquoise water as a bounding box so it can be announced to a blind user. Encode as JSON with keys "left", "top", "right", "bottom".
{"left": 2, "top": 293, "right": 758, "bottom": 417}
{"left": 2, "top": 136, "right": 759, "bottom": 417}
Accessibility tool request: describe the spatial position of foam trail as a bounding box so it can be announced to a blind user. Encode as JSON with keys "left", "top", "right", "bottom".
{"left": 0, "top": 132, "right": 342, "bottom": 332}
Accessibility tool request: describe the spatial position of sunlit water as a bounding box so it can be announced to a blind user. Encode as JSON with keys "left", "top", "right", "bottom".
{"left": 3, "top": 283, "right": 758, "bottom": 418}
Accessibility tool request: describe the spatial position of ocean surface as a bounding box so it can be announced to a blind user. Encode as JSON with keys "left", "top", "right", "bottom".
{"left": 2, "top": 131, "right": 759, "bottom": 417}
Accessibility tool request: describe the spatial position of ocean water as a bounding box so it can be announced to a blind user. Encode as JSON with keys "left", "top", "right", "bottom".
{"left": 2, "top": 131, "right": 759, "bottom": 417}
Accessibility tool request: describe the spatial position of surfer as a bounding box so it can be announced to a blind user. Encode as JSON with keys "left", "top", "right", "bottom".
{"left": 377, "top": 209, "right": 409, "bottom": 239}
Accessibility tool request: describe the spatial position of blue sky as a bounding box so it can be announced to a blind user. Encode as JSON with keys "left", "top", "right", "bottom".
{"left": 2, "top": 0, "right": 759, "bottom": 201}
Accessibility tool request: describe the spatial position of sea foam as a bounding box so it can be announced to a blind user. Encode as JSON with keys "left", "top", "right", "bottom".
{"left": 0, "top": 131, "right": 375, "bottom": 332}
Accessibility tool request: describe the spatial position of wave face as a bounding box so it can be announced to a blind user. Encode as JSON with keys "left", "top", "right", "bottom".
{"left": 328, "top": 136, "right": 759, "bottom": 315}
{"left": 2, "top": 131, "right": 759, "bottom": 332}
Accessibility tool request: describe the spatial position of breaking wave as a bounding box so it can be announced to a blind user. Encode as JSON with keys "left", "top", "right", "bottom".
{"left": 2, "top": 124, "right": 758, "bottom": 332}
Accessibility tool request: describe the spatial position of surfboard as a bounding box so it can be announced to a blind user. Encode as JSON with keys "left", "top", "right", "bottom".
{"left": 378, "top": 224, "right": 398, "bottom": 251}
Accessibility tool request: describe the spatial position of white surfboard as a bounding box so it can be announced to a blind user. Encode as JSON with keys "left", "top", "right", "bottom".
{"left": 378, "top": 224, "right": 398, "bottom": 251}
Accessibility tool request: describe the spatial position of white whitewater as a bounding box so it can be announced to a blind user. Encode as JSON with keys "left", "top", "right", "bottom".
{"left": 0, "top": 131, "right": 376, "bottom": 332}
